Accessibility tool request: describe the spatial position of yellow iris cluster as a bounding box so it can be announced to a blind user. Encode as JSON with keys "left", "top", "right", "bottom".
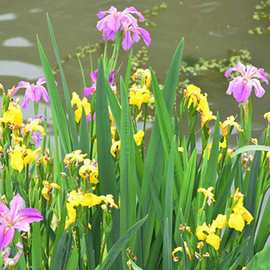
{"left": 9, "top": 145, "right": 40, "bottom": 172}
{"left": 195, "top": 188, "right": 253, "bottom": 251}
{"left": 184, "top": 84, "right": 216, "bottom": 127}
{"left": 220, "top": 115, "right": 243, "bottom": 140}
{"left": 110, "top": 130, "right": 145, "bottom": 158}
{"left": 79, "top": 159, "right": 99, "bottom": 185}
{"left": 0, "top": 102, "right": 23, "bottom": 128}
{"left": 71, "top": 92, "right": 91, "bottom": 123}
{"left": 129, "top": 69, "right": 154, "bottom": 109}
{"left": 65, "top": 190, "right": 118, "bottom": 229}
{"left": 64, "top": 150, "right": 99, "bottom": 185}
{"left": 228, "top": 189, "right": 253, "bottom": 232}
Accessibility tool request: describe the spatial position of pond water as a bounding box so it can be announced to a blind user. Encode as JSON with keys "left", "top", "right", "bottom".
{"left": 1, "top": 0, "right": 270, "bottom": 133}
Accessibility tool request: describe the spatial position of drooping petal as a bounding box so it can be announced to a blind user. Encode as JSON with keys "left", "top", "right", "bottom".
{"left": 12, "top": 81, "right": 30, "bottom": 97}
{"left": 251, "top": 79, "right": 265, "bottom": 98}
{"left": 0, "top": 225, "right": 15, "bottom": 250}
{"left": 137, "top": 27, "right": 151, "bottom": 47}
{"left": 39, "top": 86, "right": 49, "bottom": 103}
{"left": 122, "top": 30, "right": 133, "bottom": 51}
{"left": 256, "top": 68, "right": 269, "bottom": 84}
{"left": 21, "top": 96, "right": 31, "bottom": 109}
{"left": 9, "top": 194, "right": 25, "bottom": 220}
{"left": 232, "top": 80, "right": 252, "bottom": 104}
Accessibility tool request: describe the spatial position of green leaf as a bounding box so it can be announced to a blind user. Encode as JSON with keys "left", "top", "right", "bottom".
{"left": 247, "top": 245, "right": 270, "bottom": 270}
{"left": 37, "top": 37, "right": 72, "bottom": 154}
{"left": 162, "top": 139, "right": 175, "bottom": 270}
{"left": 50, "top": 232, "right": 72, "bottom": 270}
{"left": 97, "top": 215, "right": 148, "bottom": 270}
{"left": 31, "top": 223, "right": 42, "bottom": 269}
{"left": 232, "top": 145, "right": 270, "bottom": 158}
{"left": 46, "top": 14, "right": 78, "bottom": 148}
{"left": 119, "top": 77, "right": 137, "bottom": 236}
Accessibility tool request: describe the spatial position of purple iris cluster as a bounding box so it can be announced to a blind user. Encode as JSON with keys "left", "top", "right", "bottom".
{"left": 96, "top": 6, "right": 151, "bottom": 51}
{"left": 84, "top": 69, "right": 116, "bottom": 97}
{"left": 225, "top": 62, "right": 268, "bottom": 104}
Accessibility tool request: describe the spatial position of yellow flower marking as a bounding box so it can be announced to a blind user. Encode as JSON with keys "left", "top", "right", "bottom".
{"left": 41, "top": 181, "right": 61, "bottom": 201}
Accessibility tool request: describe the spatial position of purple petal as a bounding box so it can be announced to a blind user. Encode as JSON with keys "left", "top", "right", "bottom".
{"left": 36, "top": 77, "right": 46, "bottom": 86}
{"left": 14, "top": 208, "right": 43, "bottom": 232}
{"left": 21, "top": 96, "right": 30, "bottom": 109}
{"left": 138, "top": 27, "right": 151, "bottom": 47}
{"left": 0, "top": 225, "right": 15, "bottom": 250}
{"left": 40, "top": 86, "right": 49, "bottom": 103}
{"left": 0, "top": 202, "right": 9, "bottom": 215}
{"left": 90, "top": 70, "right": 98, "bottom": 83}
{"left": 123, "top": 7, "right": 145, "bottom": 22}
{"left": 122, "top": 30, "right": 133, "bottom": 51}
{"left": 13, "top": 81, "right": 30, "bottom": 96}
{"left": 252, "top": 79, "right": 266, "bottom": 98}
{"left": 86, "top": 114, "right": 92, "bottom": 122}
{"left": 108, "top": 71, "right": 116, "bottom": 85}
{"left": 84, "top": 86, "right": 96, "bottom": 97}
{"left": 9, "top": 194, "right": 25, "bottom": 220}
{"left": 256, "top": 68, "right": 269, "bottom": 84}
{"left": 97, "top": 10, "right": 107, "bottom": 19}
{"left": 32, "top": 132, "right": 42, "bottom": 147}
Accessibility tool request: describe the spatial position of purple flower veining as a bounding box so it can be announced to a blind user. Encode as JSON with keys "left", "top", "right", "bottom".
{"left": 84, "top": 70, "right": 116, "bottom": 97}
{"left": 13, "top": 77, "right": 49, "bottom": 108}
{"left": 225, "top": 62, "right": 268, "bottom": 104}
{"left": 0, "top": 194, "right": 43, "bottom": 250}
{"left": 96, "top": 6, "right": 151, "bottom": 50}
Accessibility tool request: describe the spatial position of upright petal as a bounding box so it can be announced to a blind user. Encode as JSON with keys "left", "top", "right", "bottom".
{"left": 9, "top": 194, "right": 25, "bottom": 220}
{"left": 36, "top": 77, "right": 46, "bottom": 86}
{"left": 123, "top": 7, "right": 145, "bottom": 21}
{"left": 0, "top": 202, "right": 9, "bottom": 215}
{"left": 138, "top": 27, "right": 151, "bottom": 47}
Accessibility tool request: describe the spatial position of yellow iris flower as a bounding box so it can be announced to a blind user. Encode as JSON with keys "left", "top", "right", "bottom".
{"left": 71, "top": 92, "right": 91, "bottom": 123}
{"left": 0, "top": 102, "right": 23, "bottom": 127}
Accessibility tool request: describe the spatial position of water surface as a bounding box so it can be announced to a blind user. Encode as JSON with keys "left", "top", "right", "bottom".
{"left": 0, "top": 0, "right": 270, "bottom": 132}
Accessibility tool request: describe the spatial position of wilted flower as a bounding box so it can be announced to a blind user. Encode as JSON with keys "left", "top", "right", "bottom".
{"left": 224, "top": 62, "right": 268, "bottom": 104}
{"left": 84, "top": 70, "right": 116, "bottom": 97}
{"left": 13, "top": 77, "right": 49, "bottom": 108}
{"left": 0, "top": 194, "right": 43, "bottom": 249}
{"left": 96, "top": 6, "right": 151, "bottom": 51}
{"left": 220, "top": 116, "right": 243, "bottom": 137}
{"left": 111, "top": 140, "right": 121, "bottom": 158}
{"left": 64, "top": 150, "right": 87, "bottom": 167}
{"left": 2, "top": 242, "right": 24, "bottom": 269}
{"left": 198, "top": 187, "right": 215, "bottom": 206}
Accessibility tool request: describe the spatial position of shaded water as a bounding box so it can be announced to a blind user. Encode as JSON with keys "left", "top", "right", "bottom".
{"left": 0, "top": 0, "right": 270, "bottom": 132}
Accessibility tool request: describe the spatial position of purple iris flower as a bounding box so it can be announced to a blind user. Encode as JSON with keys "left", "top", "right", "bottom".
{"left": 32, "top": 131, "right": 42, "bottom": 147}
{"left": 122, "top": 23, "right": 151, "bottom": 51}
{"left": 225, "top": 62, "right": 268, "bottom": 104}
{"left": 14, "top": 77, "right": 49, "bottom": 108}
{"left": 84, "top": 70, "right": 116, "bottom": 97}
{"left": 96, "top": 6, "right": 151, "bottom": 50}
{"left": 0, "top": 194, "right": 43, "bottom": 249}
